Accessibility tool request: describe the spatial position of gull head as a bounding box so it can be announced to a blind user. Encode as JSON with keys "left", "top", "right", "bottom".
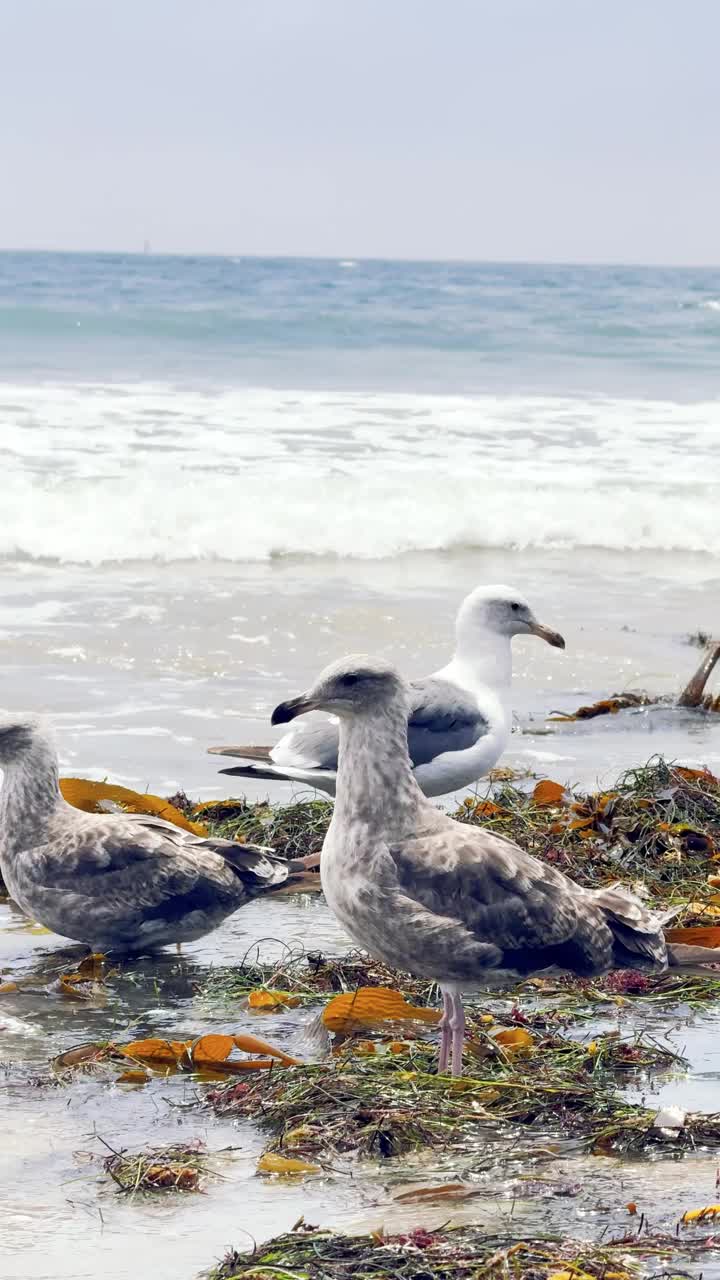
{"left": 0, "top": 715, "right": 47, "bottom": 766}
{"left": 456, "top": 584, "right": 565, "bottom": 650}
{"left": 272, "top": 655, "right": 408, "bottom": 725}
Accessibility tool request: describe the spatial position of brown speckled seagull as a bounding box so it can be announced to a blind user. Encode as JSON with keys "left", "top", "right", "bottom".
{"left": 271, "top": 655, "right": 699, "bottom": 1077}
{"left": 0, "top": 716, "right": 298, "bottom": 952}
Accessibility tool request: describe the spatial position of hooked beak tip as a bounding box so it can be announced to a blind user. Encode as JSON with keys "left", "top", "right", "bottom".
{"left": 529, "top": 622, "right": 566, "bottom": 650}
{"left": 271, "top": 695, "right": 313, "bottom": 726}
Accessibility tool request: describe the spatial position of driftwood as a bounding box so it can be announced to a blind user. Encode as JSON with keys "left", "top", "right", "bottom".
{"left": 678, "top": 641, "right": 720, "bottom": 710}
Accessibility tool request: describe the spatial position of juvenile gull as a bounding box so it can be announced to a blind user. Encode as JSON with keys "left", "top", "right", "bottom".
{"left": 272, "top": 655, "right": 699, "bottom": 1077}
{"left": 209, "top": 584, "right": 564, "bottom": 797}
{"left": 0, "top": 717, "right": 299, "bottom": 952}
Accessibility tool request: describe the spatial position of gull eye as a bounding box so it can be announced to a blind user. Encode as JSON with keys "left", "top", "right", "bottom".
{"left": 510, "top": 602, "right": 521, "bottom": 613}
{"left": 342, "top": 674, "right": 359, "bottom": 687}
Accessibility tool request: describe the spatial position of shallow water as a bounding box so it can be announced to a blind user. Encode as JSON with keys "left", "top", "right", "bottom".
{"left": 2, "top": 546, "right": 720, "bottom": 802}
{"left": 3, "top": 890, "right": 720, "bottom": 1279}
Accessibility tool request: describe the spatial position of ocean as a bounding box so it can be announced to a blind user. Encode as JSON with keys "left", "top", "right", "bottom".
{"left": 1, "top": 250, "right": 720, "bottom": 795}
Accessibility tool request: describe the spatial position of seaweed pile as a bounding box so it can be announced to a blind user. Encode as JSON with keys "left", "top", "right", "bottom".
{"left": 102, "top": 1140, "right": 208, "bottom": 1195}
{"left": 205, "top": 1020, "right": 718, "bottom": 1164}
{"left": 206, "top": 1221, "right": 720, "bottom": 1280}
{"left": 455, "top": 761, "right": 720, "bottom": 908}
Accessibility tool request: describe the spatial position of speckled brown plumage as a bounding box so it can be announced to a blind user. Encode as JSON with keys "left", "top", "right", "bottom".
{"left": 0, "top": 717, "right": 293, "bottom": 951}
{"left": 275, "top": 655, "right": 674, "bottom": 1076}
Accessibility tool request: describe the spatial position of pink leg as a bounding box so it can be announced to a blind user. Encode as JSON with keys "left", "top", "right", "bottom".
{"left": 449, "top": 991, "right": 466, "bottom": 1078}
{"left": 437, "top": 989, "right": 453, "bottom": 1074}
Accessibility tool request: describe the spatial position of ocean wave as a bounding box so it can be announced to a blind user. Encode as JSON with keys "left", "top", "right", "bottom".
{"left": 2, "top": 383, "right": 719, "bottom": 564}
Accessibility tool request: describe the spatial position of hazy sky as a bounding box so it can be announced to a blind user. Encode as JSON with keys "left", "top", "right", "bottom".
{"left": 1, "top": 0, "right": 717, "bottom": 263}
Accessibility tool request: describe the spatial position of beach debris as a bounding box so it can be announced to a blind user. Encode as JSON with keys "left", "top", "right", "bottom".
{"left": 678, "top": 640, "right": 720, "bottom": 710}
{"left": 201, "top": 939, "right": 720, "bottom": 1023}
{"left": 203, "top": 946, "right": 443, "bottom": 1006}
{"left": 256, "top": 1152, "right": 320, "bottom": 1177}
{"left": 1, "top": 953, "right": 115, "bottom": 1001}
{"left": 102, "top": 1139, "right": 207, "bottom": 1194}
{"left": 549, "top": 693, "right": 651, "bottom": 722}
{"left": 247, "top": 988, "right": 302, "bottom": 1011}
{"left": 321, "top": 986, "right": 441, "bottom": 1036}
{"left": 59, "top": 777, "right": 208, "bottom": 836}
{"left": 52, "top": 1041, "right": 112, "bottom": 1075}
{"left": 206, "top": 1026, "right": 703, "bottom": 1166}
{"left": 666, "top": 923, "right": 720, "bottom": 948}
{"left": 456, "top": 759, "right": 720, "bottom": 905}
{"left": 687, "top": 629, "right": 715, "bottom": 648}
{"left": 492, "top": 1026, "right": 535, "bottom": 1054}
{"left": 120, "top": 1031, "right": 300, "bottom": 1073}
{"left": 652, "top": 1105, "right": 686, "bottom": 1130}
{"left": 393, "top": 1182, "right": 480, "bottom": 1204}
{"left": 205, "top": 1221, "right": 720, "bottom": 1280}
{"left": 681, "top": 1203, "right": 720, "bottom": 1223}
{"left": 547, "top": 640, "right": 720, "bottom": 722}
{"left": 532, "top": 779, "right": 569, "bottom": 805}
{"left": 55, "top": 952, "right": 113, "bottom": 1000}
{"left": 200, "top": 796, "right": 332, "bottom": 862}
{"left": 49, "top": 1030, "right": 298, "bottom": 1081}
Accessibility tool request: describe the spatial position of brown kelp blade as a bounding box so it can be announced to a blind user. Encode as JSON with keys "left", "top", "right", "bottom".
{"left": 59, "top": 778, "right": 208, "bottom": 836}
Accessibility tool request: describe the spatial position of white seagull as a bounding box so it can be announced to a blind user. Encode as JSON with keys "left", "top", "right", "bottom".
{"left": 209, "top": 584, "right": 564, "bottom": 798}
{"left": 269, "top": 655, "right": 705, "bottom": 1077}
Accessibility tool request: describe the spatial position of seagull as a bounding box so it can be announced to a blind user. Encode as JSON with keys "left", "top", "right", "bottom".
{"left": 209, "top": 584, "right": 565, "bottom": 797}
{"left": 0, "top": 716, "right": 302, "bottom": 953}
{"left": 270, "top": 655, "right": 702, "bottom": 1077}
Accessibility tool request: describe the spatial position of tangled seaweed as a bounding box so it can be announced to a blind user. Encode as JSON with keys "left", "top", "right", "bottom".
{"left": 205, "top": 1027, "right": 712, "bottom": 1165}
{"left": 207, "top": 1222, "right": 720, "bottom": 1280}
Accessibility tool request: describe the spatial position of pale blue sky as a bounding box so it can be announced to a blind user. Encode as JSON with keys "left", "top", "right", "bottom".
{"left": 1, "top": 0, "right": 717, "bottom": 263}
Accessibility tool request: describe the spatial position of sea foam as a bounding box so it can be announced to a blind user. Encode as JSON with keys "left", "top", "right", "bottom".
{"left": 4, "top": 382, "right": 718, "bottom": 564}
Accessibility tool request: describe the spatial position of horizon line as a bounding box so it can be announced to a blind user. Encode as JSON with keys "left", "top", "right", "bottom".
{"left": 0, "top": 246, "right": 718, "bottom": 271}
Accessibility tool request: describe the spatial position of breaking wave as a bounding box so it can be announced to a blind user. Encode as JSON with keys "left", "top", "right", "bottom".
{"left": 3, "top": 382, "right": 718, "bottom": 564}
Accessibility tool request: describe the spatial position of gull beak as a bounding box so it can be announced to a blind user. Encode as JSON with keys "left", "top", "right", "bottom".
{"left": 271, "top": 694, "right": 319, "bottom": 725}
{"left": 528, "top": 620, "right": 565, "bottom": 650}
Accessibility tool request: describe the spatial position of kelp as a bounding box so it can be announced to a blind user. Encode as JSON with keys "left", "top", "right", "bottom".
{"left": 102, "top": 1139, "right": 207, "bottom": 1194}
{"left": 59, "top": 778, "right": 208, "bottom": 836}
{"left": 206, "top": 1221, "right": 720, "bottom": 1280}
{"left": 200, "top": 796, "right": 333, "bottom": 861}
{"left": 0, "top": 951, "right": 114, "bottom": 1001}
{"left": 205, "top": 1026, "right": 700, "bottom": 1164}
{"left": 49, "top": 1030, "right": 298, "bottom": 1083}
{"left": 549, "top": 693, "right": 652, "bottom": 721}
{"left": 454, "top": 760, "right": 720, "bottom": 916}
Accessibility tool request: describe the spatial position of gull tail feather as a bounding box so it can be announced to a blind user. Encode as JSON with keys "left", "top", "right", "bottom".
{"left": 218, "top": 763, "right": 291, "bottom": 783}
{"left": 207, "top": 745, "right": 273, "bottom": 762}
{"left": 667, "top": 942, "right": 720, "bottom": 974}
{"left": 591, "top": 883, "right": 673, "bottom": 969}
